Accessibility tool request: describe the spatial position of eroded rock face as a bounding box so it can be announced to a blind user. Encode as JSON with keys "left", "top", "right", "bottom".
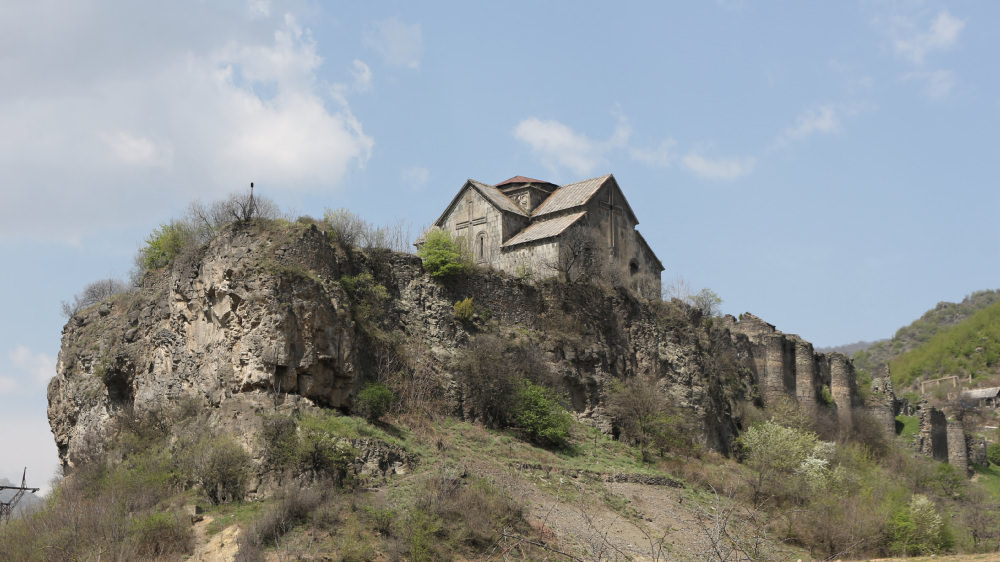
{"left": 49, "top": 224, "right": 362, "bottom": 467}
{"left": 48, "top": 220, "right": 861, "bottom": 470}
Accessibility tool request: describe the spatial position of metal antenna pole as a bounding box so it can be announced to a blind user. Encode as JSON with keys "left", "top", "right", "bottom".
{"left": 0, "top": 468, "right": 39, "bottom": 524}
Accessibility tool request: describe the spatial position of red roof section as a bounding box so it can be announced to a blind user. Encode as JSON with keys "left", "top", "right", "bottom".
{"left": 495, "top": 175, "right": 553, "bottom": 187}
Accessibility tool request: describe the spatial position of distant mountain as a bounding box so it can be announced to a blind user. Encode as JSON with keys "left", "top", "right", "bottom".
{"left": 817, "top": 340, "right": 881, "bottom": 356}
{"left": 850, "top": 290, "right": 1000, "bottom": 389}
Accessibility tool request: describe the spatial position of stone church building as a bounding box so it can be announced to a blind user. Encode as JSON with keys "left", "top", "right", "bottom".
{"left": 423, "top": 174, "right": 663, "bottom": 297}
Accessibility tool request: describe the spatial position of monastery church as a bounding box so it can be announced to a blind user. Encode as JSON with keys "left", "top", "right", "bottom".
{"left": 423, "top": 174, "right": 663, "bottom": 297}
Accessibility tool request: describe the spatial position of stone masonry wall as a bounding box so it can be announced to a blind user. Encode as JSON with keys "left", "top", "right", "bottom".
{"left": 723, "top": 313, "right": 857, "bottom": 428}
{"left": 946, "top": 419, "right": 969, "bottom": 475}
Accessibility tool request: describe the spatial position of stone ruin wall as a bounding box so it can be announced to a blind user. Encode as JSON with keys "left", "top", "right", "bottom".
{"left": 911, "top": 401, "right": 976, "bottom": 475}
{"left": 713, "top": 313, "right": 992, "bottom": 478}
{"left": 722, "top": 313, "right": 857, "bottom": 428}
{"left": 867, "top": 366, "right": 898, "bottom": 437}
{"left": 722, "top": 314, "right": 979, "bottom": 475}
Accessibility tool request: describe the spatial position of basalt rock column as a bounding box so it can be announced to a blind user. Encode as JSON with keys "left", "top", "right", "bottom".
{"left": 761, "top": 334, "right": 788, "bottom": 404}
{"left": 794, "top": 340, "right": 817, "bottom": 411}
{"left": 828, "top": 353, "right": 855, "bottom": 429}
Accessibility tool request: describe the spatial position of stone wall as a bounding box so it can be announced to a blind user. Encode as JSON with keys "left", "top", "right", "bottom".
{"left": 437, "top": 185, "right": 526, "bottom": 268}
{"left": 909, "top": 401, "right": 975, "bottom": 475}
{"left": 867, "top": 371, "right": 898, "bottom": 437}
{"left": 722, "top": 314, "right": 858, "bottom": 428}
{"left": 946, "top": 419, "right": 969, "bottom": 475}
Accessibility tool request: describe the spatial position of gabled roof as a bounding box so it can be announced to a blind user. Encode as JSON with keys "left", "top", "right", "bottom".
{"left": 531, "top": 174, "right": 639, "bottom": 225}
{"left": 468, "top": 180, "right": 525, "bottom": 215}
{"left": 532, "top": 175, "right": 609, "bottom": 217}
{"left": 502, "top": 211, "right": 587, "bottom": 248}
{"left": 496, "top": 176, "right": 553, "bottom": 187}
{"left": 961, "top": 387, "right": 1000, "bottom": 400}
{"left": 432, "top": 179, "right": 526, "bottom": 228}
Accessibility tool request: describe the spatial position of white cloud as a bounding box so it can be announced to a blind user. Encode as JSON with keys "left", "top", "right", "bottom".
{"left": 892, "top": 10, "right": 965, "bottom": 64}
{"left": 0, "top": 4, "right": 373, "bottom": 243}
{"left": 682, "top": 152, "right": 755, "bottom": 180}
{"left": 351, "top": 60, "right": 373, "bottom": 92}
{"left": 100, "top": 131, "right": 174, "bottom": 167}
{"left": 402, "top": 166, "right": 430, "bottom": 190}
{"left": 247, "top": 0, "right": 270, "bottom": 18}
{"left": 772, "top": 104, "right": 847, "bottom": 149}
{"left": 630, "top": 139, "right": 677, "bottom": 167}
{"left": 0, "top": 376, "right": 16, "bottom": 394}
{"left": 785, "top": 105, "right": 842, "bottom": 139}
{"left": 9, "top": 345, "right": 56, "bottom": 386}
{"left": 364, "top": 18, "right": 423, "bottom": 70}
{"left": 513, "top": 114, "right": 631, "bottom": 176}
{"left": 904, "top": 69, "right": 955, "bottom": 99}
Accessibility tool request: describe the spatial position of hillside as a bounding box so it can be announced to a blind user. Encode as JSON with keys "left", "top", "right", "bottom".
{"left": 889, "top": 299, "right": 1000, "bottom": 390}
{"left": 4, "top": 204, "right": 1000, "bottom": 560}
{"left": 853, "top": 290, "right": 1000, "bottom": 379}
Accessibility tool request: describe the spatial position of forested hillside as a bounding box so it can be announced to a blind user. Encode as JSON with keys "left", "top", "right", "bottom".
{"left": 888, "top": 299, "right": 1000, "bottom": 389}
{"left": 852, "top": 290, "right": 1000, "bottom": 382}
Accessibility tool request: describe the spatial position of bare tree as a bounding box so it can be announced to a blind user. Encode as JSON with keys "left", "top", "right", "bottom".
{"left": 61, "top": 278, "right": 130, "bottom": 317}
{"left": 547, "top": 226, "right": 607, "bottom": 284}
{"left": 694, "top": 486, "right": 775, "bottom": 561}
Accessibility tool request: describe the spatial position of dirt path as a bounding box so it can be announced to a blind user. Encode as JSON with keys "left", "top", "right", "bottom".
{"left": 189, "top": 515, "right": 241, "bottom": 562}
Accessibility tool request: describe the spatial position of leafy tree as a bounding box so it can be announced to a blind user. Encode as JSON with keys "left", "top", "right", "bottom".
{"left": 138, "top": 221, "right": 195, "bottom": 270}
{"left": 513, "top": 381, "right": 571, "bottom": 448}
{"left": 689, "top": 288, "right": 722, "bottom": 318}
{"left": 417, "top": 229, "right": 472, "bottom": 277}
{"left": 453, "top": 297, "right": 475, "bottom": 323}
{"left": 355, "top": 382, "right": 396, "bottom": 422}
{"left": 738, "top": 420, "right": 820, "bottom": 501}
{"left": 607, "top": 375, "right": 699, "bottom": 461}
{"left": 191, "top": 437, "right": 250, "bottom": 504}
{"left": 888, "top": 494, "right": 951, "bottom": 556}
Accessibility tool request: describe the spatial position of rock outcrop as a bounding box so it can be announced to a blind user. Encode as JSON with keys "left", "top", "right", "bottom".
{"left": 49, "top": 220, "right": 875, "bottom": 472}
{"left": 721, "top": 314, "right": 864, "bottom": 428}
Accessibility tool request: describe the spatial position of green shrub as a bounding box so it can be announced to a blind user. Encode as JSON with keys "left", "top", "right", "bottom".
{"left": 453, "top": 297, "right": 475, "bottom": 323}
{"left": 194, "top": 437, "right": 250, "bottom": 504}
{"left": 131, "top": 511, "right": 192, "bottom": 558}
{"left": 407, "top": 507, "right": 444, "bottom": 562}
{"left": 261, "top": 415, "right": 299, "bottom": 469}
{"left": 987, "top": 442, "right": 1000, "bottom": 466}
{"left": 513, "top": 381, "right": 571, "bottom": 448}
{"left": 417, "top": 229, "right": 472, "bottom": 277}
{"left": 739, "top": 420, "right": 821, "bottom": 502}
{"left": 138, "top": 221, "right": 195, "bottom": 270}
{"left": 297, "top": 428, "right": 355, "bottom": 485}
{"left": 355, "top": 382, "right": 396, "bottom": 422}
{"left": 820, "top": 385, "right": 835, "bottom": 406}
{"left": 887, "top": 494, "right": 952, "bottom": 556}
{"left": 340, "top": 273, "right": 391, "bottom": 326}
{"left": 245, "top": 486, "right": 325, "bottom": 548}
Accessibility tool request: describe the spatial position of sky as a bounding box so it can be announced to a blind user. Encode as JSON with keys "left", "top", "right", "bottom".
{"left": 2, "top": 0, "right": 999, "bottom": 490}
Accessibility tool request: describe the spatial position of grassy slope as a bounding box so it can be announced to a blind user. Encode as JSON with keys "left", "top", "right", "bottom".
{"left": 853, "top": 290, "right": 1000, "bottom": 379}
{"left": 887, "top": 299, "right": 1000, "bottom": 389}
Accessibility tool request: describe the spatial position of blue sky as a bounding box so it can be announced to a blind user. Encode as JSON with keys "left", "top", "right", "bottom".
{"left": 2, "top": 0, "right": 998, "bottom": 488}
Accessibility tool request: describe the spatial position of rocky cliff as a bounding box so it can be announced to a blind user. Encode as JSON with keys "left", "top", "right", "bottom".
{"left": 48, "top": 220, "right": 873, "bottom": 471}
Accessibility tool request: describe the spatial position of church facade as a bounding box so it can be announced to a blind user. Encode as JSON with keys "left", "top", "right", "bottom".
{"left": 423, "top": 174, "right": 663, "bottom": 298}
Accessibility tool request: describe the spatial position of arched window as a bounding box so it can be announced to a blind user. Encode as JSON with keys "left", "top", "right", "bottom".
{"left": 629, "top": 259, "right": 639, "bottom": 276}
{"left": 477, "top": 232, "right": 487, "bottom": 262}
